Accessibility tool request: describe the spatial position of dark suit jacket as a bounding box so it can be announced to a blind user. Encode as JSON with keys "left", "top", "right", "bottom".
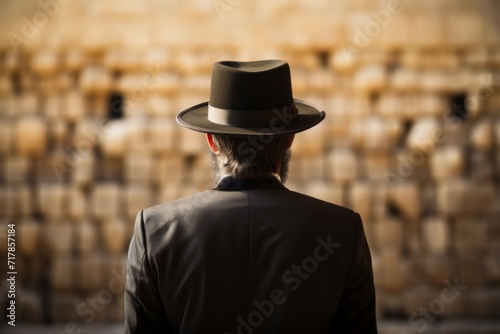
{"left": 125, "top": 177, "right": 377, "bottom": 333}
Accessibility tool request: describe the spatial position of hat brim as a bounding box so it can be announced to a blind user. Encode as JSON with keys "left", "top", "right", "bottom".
{"left": 176, "top": 99, "right": 326, "bottom": 136}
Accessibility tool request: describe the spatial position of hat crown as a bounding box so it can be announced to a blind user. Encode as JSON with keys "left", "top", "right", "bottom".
{"left": 209, "top": 60, "right": 294, "bottom": 111}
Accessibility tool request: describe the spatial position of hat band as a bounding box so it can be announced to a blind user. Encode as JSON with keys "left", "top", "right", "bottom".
{"left": 208, "top": 104, "right": 298, "bottom": 128}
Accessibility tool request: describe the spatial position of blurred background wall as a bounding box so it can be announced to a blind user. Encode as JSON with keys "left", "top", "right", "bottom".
{"left": 0, "top": 0, "right": 499, "bottom": 332}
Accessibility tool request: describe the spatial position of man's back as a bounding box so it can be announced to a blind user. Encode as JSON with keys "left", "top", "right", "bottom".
{"left": 125, "top": 178, "right": 377, "bottom": 333}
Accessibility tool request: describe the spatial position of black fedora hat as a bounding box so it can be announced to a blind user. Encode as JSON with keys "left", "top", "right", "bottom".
{"left": 176, "top": 60, "right": 325, "bottom": 136}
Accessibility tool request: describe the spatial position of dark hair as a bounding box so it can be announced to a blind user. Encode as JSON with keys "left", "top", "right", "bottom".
{"left": 210, "top": 134, "right": 293, "bottom": 181}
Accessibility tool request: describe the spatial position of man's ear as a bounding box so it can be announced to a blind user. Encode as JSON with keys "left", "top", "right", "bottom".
{"left": 287, "top": 134, "right": 295, "bottom": 149}
{"left": 206, "top": 133, "right": 219, "bottom": 153}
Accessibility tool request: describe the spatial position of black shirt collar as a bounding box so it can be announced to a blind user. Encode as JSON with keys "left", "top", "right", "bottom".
{"left": 215, "top": 176, "right": 287, "bottom": 190}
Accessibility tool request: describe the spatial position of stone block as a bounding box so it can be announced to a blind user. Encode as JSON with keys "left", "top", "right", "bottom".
{"left": 32, "top": 50, "right": 59, "bottom": 76}
{"left": 101, "top": 120, "right": 130, "bottom": 157}
{"left": 429, "top": 146, "right": 464, "bottom": 181}
{"left": 418, "top": 94, "right": 447, "bottom": 117}
{"left": 437, "top": 180, "right": 495, "bottom": 215}
{"left": 123, "top": 185, "right": 153, "bottom": 221}
{"left": 150, "top": 73, "right": 180, "bottom": 95}
{"left": 178, "top": 127, "right": 207, "bottom": 155}
{"left": 414, "top": 256, "right": 455, "bottom": 286}
{"left": 362, "top": 152, "right": 389, "bottom": 180}
{"left": 142, "top": 48, "right": 172, "bottom": 72}
{"left": 63, "top": 51, "right": 85, "bottom": 72}
{"left": 378, "top": 247, "right": 407, "bottom": 293}
{"left": 91, "top": 183, "right": 122, "bottom": 221}
{"left": 37, "top": 149, "right": 69, "bottom": 183}
{"left": 0, "top": 120, "right": 13, "bottom": 155}
{"left": 304, "top": 180, "right": 343, "bottom": 205}
{"left": 103, "top": 49, "right": 139, "bottom": 72}
{"left": 101, "top": 218, "right": 128, "bottom": 254}
{"left": 145, "top": 94, "right": 174, "bottom": 118}
{"left": 3, "top": 185, "right": 32, "bottom": 218}
{"left": 71, "top": 155, "right": 95, "bottom": 188}
{"left": 464, "top": 288, "right": 500, "bottom": 318}
{"left": 14, "top": 115, "right": 47, "bottom": 156}
{"left": 330, "top": 49, "right": 357, "bottom": 73}
{"left": 422, "top": 216, "right": 449, "bottom": 255}
{"left": 79, "top": 65, "right": 112, "bottom": 94}
{"left": 5, "top": 156, "right": 29, "bottom": 183}
{"left": 153, "top": 155, "right": 184, "bottom": 186}
{"left": 470, "top": 119, "right": 493, "bottom": 152}
{"left": 387, "top": 182, "right": 421, "bottom": 221}
{"left": 470, "top": 152, "right": 494, "bottom": 183}
{"left": 50, "top": 292, "right": 80, "bottom": 322}
{"left": 406, "top": 117, "right": 442, "bottom": 153}
{"left": 64, "top": 90, "right": 86, "bottom": 123}
{"left": 17, "top": 288, "right": 43, "bottom": 322}
{"left": 49, "top": 120, "right": 68, "bottom": 148}
{"left": 124, "top": 153, "right": 153, "bottom": 184}
{"left": 0, "top": 75, "right": 12, "bottom": 96}
{"left": 97, "top": 157, "right": 122, "bottom": 182}
{"left": 454, "top": 219, "right": 488, "bottom": 256}
{"left": 76, "top": 221, "right": 97, "bottom": 255}
{"left": 402, "top": 284, "right": 466, "bottom": 319}
{"left": 18, "top": 219, "right": 41, "bottom": 257}
{"left": 77, "top": 254, "right": 104, "bottom": 290}
{"left": 350, "top": 117, "right": 402, "bottom": 151}
{"left": 494, "top": 119, "right": 500, "bottom": 146}
{"left": 102, "top": 255, "right": 128, "bottom": 291}
{"left": 348, "top": 181, "right": 372, "bottom": 221}
{"left": 353, "top": 65, "right": 387, "bottom": 94}
{"left": 51, "top": 256, "right": 74, "bottom": 290}
{"left": 326, "top": 148, "right": 358, "bottom": 185}
{"left": 292, "top": 122, "right": 326, "bottom": 156}
{"left": 374, "top": 218, "right": 404, "bottom": 250}
{"left": 149, "top": 119, "right": 177, "bottom": 154}
{"left": 43, "top": 223, "right": 73, "bottom": 254}
{"left": 456, "top": 257, "right": 485, "bottom": 285}
{"left": 37, "top": 184, "right": 69, "bottom": 219}
{"left": 390, "top": 68, "right": 418, "bottom": 92}
{"left": 68, "top": 187, "right": 87, "bottom": 220}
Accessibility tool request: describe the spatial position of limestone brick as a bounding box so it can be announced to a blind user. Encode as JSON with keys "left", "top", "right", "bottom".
{"left": 454, "top": 219, "right": 488, "bottom": 256}
{"left": 421, "top": 216, "right": 450, "bottom": 255}
{"left": 326, "top": 148, "right": 358, "bottom": 185}
{"left": 14, "top": 115, "right": 47, "bottom": 156}
{"left": 101, "top": 218, "right": 128, "bottom": 254}
{"left": 470, "top": 119, "right": 493, "bottom": 152}
{"left": 91, "top": 183, "right": 122, "bottom": 221}
{"left": 123, "top": 184, "right": 152, "bottom": 222}
{"left": 429, "top": 146, "right": 464, "bottom": 181}
{"left": 304, "top": 180, "right": 343, "bottom": 205}
{"left": 387, "top": 182, "right": 421, "bottom": 221}
{"left": 79, "top": 66, "right": 113, "bottom": 94}
{"left": 5, "top": 156, "right": 29, "bottom": 183}
{"left": 51, "top": 256, "right": 74, "bottom": 290}
{"left": 374, "top": 218, "right": 404, "bottom": 250}
{"left": 353, "top": 65, "right": 387, "bottom": 94}
{"left": 406, "top": 117, "right": 442, "bottom": 153}
{"left": 43, "top": 223, "right": 73, "bottom": 254}
{"left": 348, "top": 181, "right": 372, "bottom": 221}
{"left": 77, "top": 254, "right": 104, "bottom": 290}
{"left": 76, "top": 221, "right": 98, "bottom": 255}
{"left": 18, "top": 220, "right": 41, "bottom": 257}
{"left": 32, "top": 50, "right": 59, "bottom": 77}
{"left": 124, "top": 152, "right": 153, "bottom": 184}
{"left": 149, "top": 119, "right": 177, "bottom": 154}
{"left": 437, "top": 180, "right": 495, "bottom": 215}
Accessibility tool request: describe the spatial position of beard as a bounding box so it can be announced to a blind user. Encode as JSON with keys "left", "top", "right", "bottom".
{"left": 210, "top": 149, "right": 291, "bottom": 184}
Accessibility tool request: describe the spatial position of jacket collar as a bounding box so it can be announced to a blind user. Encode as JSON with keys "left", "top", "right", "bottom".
{"left": 215, "top": 176, "right": 287, "bottom": 190}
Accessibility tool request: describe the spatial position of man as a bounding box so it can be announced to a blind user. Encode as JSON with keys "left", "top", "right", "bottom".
{"left": 125, "top": 60, "right": 377, "bottom": 333}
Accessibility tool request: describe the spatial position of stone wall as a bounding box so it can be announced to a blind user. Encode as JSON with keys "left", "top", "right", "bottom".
{"left": 0, "top": 0, "right": 499, "bottom": 330}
